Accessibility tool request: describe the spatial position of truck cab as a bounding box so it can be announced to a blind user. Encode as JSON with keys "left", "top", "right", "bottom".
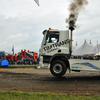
{"left": 39, "top": 28, "right": 71, "bottom": 77}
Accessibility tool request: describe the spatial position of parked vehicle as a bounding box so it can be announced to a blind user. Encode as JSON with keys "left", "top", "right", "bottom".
{"left": 0, "top": 51, "right": 9, "bottom": 67}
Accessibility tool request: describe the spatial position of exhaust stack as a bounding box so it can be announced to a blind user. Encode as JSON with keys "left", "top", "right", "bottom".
{"left": 69, "top": 25, "right": 75, "bottom": 56}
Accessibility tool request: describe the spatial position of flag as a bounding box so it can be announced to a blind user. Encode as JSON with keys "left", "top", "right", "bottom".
{"left": 34, "top": 0, "right": 39, "bottom": 6}
{"left": 12, "top": 46, "right": 14, "bottom": 55}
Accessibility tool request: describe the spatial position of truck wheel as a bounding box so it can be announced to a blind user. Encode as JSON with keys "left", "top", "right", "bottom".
{"left": 50, "top": 60, "right": 67, "bottom": 77}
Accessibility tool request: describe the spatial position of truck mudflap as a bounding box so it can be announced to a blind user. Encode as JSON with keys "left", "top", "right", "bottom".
{"left": 0, "top": 60, "right": 9, "bottom": 67}
{"left": 69, "top": 59, "right": 100, "bottom": 71}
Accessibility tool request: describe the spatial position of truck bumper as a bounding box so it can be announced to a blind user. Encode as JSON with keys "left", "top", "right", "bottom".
{"left": 39, "top": 56, "right": 50, "bottom": 68}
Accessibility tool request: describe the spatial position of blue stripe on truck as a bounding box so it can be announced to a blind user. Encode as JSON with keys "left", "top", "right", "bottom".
{"left": 80, "top": 62, "right": 100, "bottom": 70}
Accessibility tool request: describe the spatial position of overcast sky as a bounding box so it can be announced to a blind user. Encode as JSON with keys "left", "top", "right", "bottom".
{"left": 0, "top": 0, "right": 100, "bottom": 54}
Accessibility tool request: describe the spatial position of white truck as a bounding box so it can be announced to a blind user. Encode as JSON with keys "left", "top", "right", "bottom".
{"left": 39, "top": 28, "right": 100, "bottom": 77}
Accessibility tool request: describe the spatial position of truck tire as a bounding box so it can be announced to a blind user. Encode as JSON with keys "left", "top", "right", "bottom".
{"left": 50, "top": 60, "right": 67, "bottom": 77}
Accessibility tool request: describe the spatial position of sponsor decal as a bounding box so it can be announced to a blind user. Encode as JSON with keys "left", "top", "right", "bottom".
{"left": 43, "top": 39, "right": 69, "bottom": 52}
{"left": 72, "top": 66, "right": 82, "bottom": 69}
{"left": 72, "top": 66, "right": 78, "bottom": 69}
{"left": 47, "top": 48, "right": 58, "bottom": 53}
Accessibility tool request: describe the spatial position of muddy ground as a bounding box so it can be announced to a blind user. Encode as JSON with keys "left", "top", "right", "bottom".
{"left": 0, "top": 66, "right": 100, "bottom": 96}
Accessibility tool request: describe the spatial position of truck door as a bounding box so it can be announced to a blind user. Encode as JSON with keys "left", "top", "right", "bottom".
{"left": 42, "top": 30, "right": 60, "bottom": 56}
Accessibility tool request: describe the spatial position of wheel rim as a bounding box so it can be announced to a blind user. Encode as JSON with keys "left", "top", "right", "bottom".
{"left": 53, "top": 63, "right": 63, "bottom": 74}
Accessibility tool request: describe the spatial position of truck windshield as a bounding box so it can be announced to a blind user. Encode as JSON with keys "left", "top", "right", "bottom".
{"left": 45, "top": 31, "right": 59, "bottom": 43}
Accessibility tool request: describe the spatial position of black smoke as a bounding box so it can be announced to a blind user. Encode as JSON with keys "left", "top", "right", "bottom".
{"left": 66, "top": 0, "right": 88, "bottom": 31}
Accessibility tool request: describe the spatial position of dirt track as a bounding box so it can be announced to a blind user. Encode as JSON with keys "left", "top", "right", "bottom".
{"left": 0, "top": 67, "right": 100, "bottom": 96}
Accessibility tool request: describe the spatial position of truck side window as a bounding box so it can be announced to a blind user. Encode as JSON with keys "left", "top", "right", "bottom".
{"left": 45, "top": 31, "right": 59, "bottom": 43}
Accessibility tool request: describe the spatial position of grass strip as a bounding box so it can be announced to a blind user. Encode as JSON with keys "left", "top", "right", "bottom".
{"left": 8, "top": 64, "right": 39, "bottom": 67}
{"left": 0, "top": 91, "right": 100, "bottom": 100}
